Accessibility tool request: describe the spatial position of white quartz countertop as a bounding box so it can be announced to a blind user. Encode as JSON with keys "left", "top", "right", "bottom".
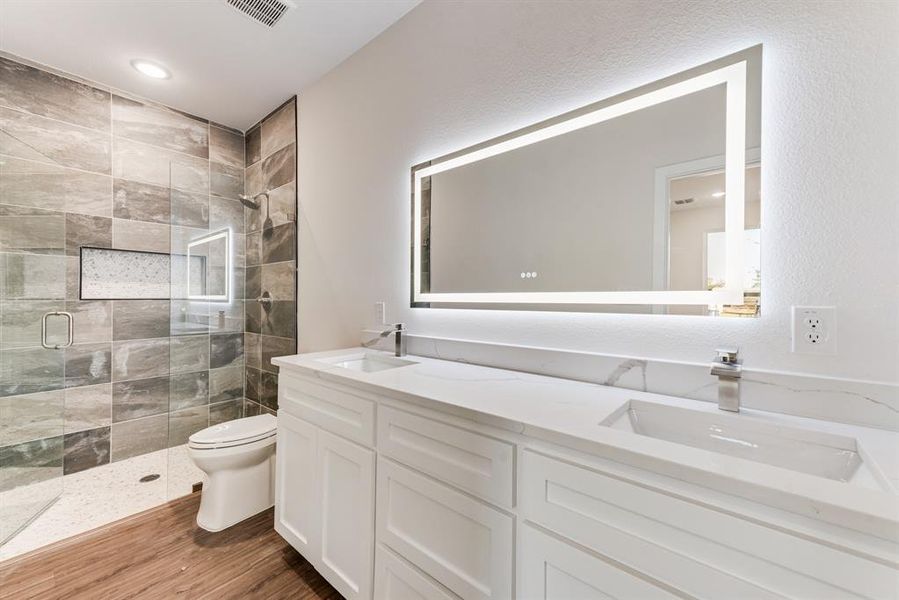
{"left": 273, "top": 348, "right": 899, "bottom": 539}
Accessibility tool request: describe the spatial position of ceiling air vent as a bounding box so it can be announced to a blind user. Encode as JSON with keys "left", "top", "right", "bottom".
{"left": 227, "top": 0, "right": 291, "bottom": 28}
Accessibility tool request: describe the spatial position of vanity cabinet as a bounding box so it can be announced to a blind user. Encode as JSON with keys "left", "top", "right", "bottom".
{"left": 276, "top": 387, "right": 376, "bottom": 600}
{"left": 276, "top": 368, "right": 899, "bottom": 600}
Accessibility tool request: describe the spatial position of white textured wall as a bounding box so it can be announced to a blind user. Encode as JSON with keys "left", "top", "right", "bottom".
{"left": 296, "top": 0, "right": 899, "bottom": 383}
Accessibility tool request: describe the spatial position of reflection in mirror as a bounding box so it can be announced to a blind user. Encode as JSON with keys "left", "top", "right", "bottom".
{"left": 413, "top": 46, "right": 761, "bottom": 316}
{"left": 186, "top": 229, "right": 231, "bottom": 302}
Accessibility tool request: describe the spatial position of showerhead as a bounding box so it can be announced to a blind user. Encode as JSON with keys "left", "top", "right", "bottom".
{"left": 239, "top": 191, "right": 275, "bottom": 232}
{"left": 237, "top": 193, "right": 260, "bottom": 210}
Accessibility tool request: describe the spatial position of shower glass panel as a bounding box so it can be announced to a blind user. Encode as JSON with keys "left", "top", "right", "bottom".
{"left": 166, "top": 156, "right": 245, "bottom": 501}
{"left": 0, "top": 184, "right": 68, "bottom": 546}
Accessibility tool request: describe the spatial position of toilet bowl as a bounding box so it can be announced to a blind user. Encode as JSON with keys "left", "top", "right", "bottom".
{"left": 188, "top": 413, "right": 278, "bottom": 532}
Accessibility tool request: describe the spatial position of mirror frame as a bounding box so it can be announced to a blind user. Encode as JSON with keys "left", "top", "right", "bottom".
{"left": 411, "top": 46, "right": 761, "bottom": 309}
{"left": 186, "top": 228, "right": 231, "bottom": 302}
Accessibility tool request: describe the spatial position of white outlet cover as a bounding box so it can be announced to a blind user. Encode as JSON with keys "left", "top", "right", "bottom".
{"left": 791, "top": 306, "right": 837, "bottom": 355}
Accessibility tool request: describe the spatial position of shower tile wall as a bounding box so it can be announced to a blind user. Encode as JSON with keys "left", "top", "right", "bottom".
{"left": 243, "top": 98, "right": 297, "bottom": 413}
{"left": 0, "top": 54, "right": 250, "bottom": 485}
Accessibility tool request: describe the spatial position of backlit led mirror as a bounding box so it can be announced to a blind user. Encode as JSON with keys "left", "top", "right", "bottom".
{"left": 412, "top": 46, "right": 761, "bottom": 316}
{"left": 186, "top": 229, "right": 231, "bottom": 302}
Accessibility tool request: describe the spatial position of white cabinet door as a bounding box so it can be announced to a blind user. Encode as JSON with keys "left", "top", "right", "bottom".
{"left": 374, "top": 544, "right": 460, "bottom": 600}
{"left": 317, "top": 429, "right": 376, "bottom": 600}
{"left": 519, "top": 524, "right": 677, "bottom": 600}
{"left": 275, "top": 411, "right": 318, "bottom": 555}
{"left": 376, "top": 458, "right": 513, "bottom": 600}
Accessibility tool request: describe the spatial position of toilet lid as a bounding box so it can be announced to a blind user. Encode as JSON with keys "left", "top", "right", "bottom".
{"left": 189, "top": 414, "right": 277, "bottom": 447}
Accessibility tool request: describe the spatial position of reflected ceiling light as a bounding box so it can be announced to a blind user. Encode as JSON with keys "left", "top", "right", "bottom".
{"left": 712, "top": 191, "right": 726, "bottom": 198}
{"left": 130, "top": 59, "right": 171, "bottom": 80}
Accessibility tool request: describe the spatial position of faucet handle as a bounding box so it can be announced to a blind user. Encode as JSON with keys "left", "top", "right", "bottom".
{"left": 715, "top": 348, "right": 740, "bottom": 364}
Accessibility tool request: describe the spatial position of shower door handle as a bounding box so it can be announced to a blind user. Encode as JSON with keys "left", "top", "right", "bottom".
{"left": 41, "top": 311, "right": 74, "bottom": 350}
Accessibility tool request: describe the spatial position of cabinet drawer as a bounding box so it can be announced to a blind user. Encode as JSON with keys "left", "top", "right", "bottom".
{"left": 279, "top": 374, "right": 375, "bottom": 447}
{"left": 374, "top": 544, "right": 460, "bottom": 600}
{"left": 376, "top": 458, "right": 513, "bottom": 600}
{"left": 520, "top": 523, "right": 676, "bottom": 599}
{"left": 378, "top": 406, "right": 514, "bottom": 508}
{"left": 521, "top": 450, "right": 898, "bottom": 600}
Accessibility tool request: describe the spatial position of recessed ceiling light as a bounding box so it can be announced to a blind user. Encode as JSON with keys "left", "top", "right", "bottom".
{"left": 711, "top": 191, "right": 726, "bottom": 198}
{"left": 130, "top": 59, "right": 171, "bottom": 80}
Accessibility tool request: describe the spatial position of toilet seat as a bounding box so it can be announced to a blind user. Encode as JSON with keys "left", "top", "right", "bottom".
{"left": 189, "top": 413, "right": 277, "bottom": 450}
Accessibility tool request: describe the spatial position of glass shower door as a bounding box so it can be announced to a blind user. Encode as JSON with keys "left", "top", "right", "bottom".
{"left": 0, "top": 204, "right": 69, "bottom": 546}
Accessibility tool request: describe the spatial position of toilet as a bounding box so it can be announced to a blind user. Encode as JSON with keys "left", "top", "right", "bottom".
{"left": 187, "top": 413, "right": 278, "bottom": 532}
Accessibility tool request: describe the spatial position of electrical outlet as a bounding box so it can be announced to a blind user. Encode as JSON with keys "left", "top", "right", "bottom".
{"left": 791, "top": 306, "right": 836, "bottom": 355}
{"left": 374, "top": 302, "right": 387, "bottom": 326}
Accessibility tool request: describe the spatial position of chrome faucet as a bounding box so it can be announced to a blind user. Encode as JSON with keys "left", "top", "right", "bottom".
{"left": 710, "top": 348, "right": 742, "bottom": 412}
{"left": 362, "top": 323, "right": 407, "bottom": 357}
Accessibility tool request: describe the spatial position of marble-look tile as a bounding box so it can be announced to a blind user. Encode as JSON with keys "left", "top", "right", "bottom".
{"left": 262, "top": 301, "right": 296, "bottom": 338}
{"left": 260, "top": 371, "right": 278, "bottom": 411}
{"left": 63, "top": 427, "right": 110, "bottom": 475}
{"left": 112, "top": 299, "right": 170, "bottom": 340}
{"left": 170, "top": 371, "right": 209, "bottom": 411}
{"left": 245, "top": 302, "right": 262, "bottom": 335}
{"left": 0, "top": 299, "right": 64, "bottom": 348}
{"left": 112, "top": 376, "right": 169, "bottom": 422}
{"left": 260, "top": 100, "right": 295, "bottom": 159}
{"left": 66, "top": 256, "right": 80, "bottom": 299}
{"left": 244, "top": 367, "right": 261, "bottom": 402}
{"left": 66, "top": 301, "right": 112, "bottom": 342}
{"left": 112, "top": 218, "right": 170, "bottom": 253}
{"left": 64, "top": 342, "right": 112, "bottom": 388}
{"left": 112, "top": 179, "right": 171, "bottom": 224}
{"left": 209, "top": 124, "right": 243, "bottom": 168}
{"left": 112, "top": 95, "right": 208, "bottom": 159}
{"left": 0, "top": 436, "right": 63, "bottom": 492}
{"left": 0, "top": 347, "right": 65, "bottom": 397}
{"left": 244, "top": 161, "right": 263, "bottom": 197}
{"left": 261, "top": 143, "right": 295, "bottom": 191}
{"left": 0, "top": 390, "right": 64, "bottom": 446}
{"left": 245, "top": 265, "right": 261, "bottom": 300}
{"left": 170, "top": 189, "right": 209, "bottom": 228}
{"left": 110, "top": 414, "right": 167, "bottom": 462}
{"left": 260, "top": 335, "right": 295, "bottom": 373}
{"left": 209, "top": 366, "right": 243, "bottom": 403}
{"left": 243, "top": 399, "right": 264, "bottom": 417}
{"left": 268, "top": 181, "right": 296, "bottom": 222}
{"left": 245, "top": 124, "right": 261, "bottom": 167}
{"left": 111, "top": 337, "right": 170, "bottom": 381}
{"left": 65, "top": 213, "right": 111, "bottom": 256}
{"left": 168, "top": 405, "right": 209, "bottom": 447}
{"left": 209, "top": 399, "right": 242, "bottom": 425}
{"left": 170, "top": 335, "right": 210, "bottom": 374}
{"left": 210, "top": 332, "right": 243, "bottom": 369}
{"left": 0, "top": 204, "right": 65, "bottom": 254}
{"left": 261, "top": 261, "right": 295, "bottom": 300}
{"left": 244, "top": 332, "right": 261, "bottom": 369}
{"left": 0, "top": 106, "right": 111, "bottom": 174}
{"left": 246, "top": 231, "right": 262, "bottom": 266}
{"left": 262, "top": 222, "right": 295, "bottom": 264}
{"left": 64, "top": 383, "right": 112, "bottom": 433}
{"left": 209, "top": 196, "right": 244, "bottom": 234}
{"left": 0, "top": 56, "right": 110, "bottom": 131}
{"left": 210, "top": 161, "right": 243, "bottom": 200}
{"left": 112, "top": 137, "right": 208, "bottom": 194}
{"left": 0, "top": 156, "right": 111, "bottom": 217}
{"left": 3, "top": 254, "right": 66, "bottom": 299}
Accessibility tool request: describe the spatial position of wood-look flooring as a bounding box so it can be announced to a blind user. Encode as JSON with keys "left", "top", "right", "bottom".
{"left": 0, "top": 493, "right": 343, "bottom": 600}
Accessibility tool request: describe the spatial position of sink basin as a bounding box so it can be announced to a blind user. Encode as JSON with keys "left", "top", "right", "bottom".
{"left": 602, "top": 400, "right": 866, "bottom": 484}
{"left": 317, "top": 352, "right": 415, "bottom": 373}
